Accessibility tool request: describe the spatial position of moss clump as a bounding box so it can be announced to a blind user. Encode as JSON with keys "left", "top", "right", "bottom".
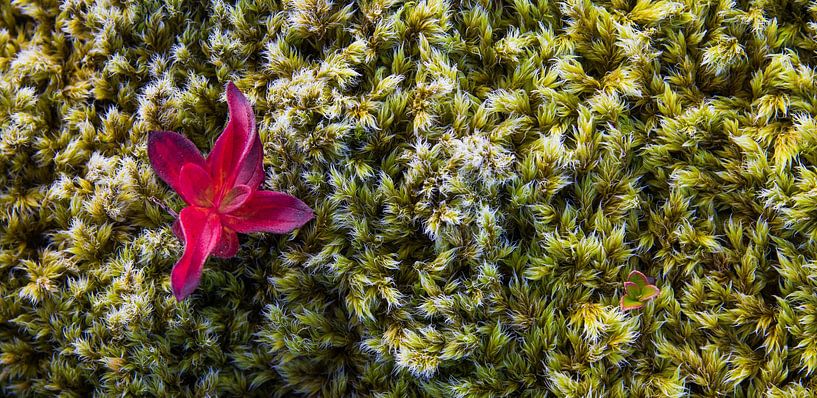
{"left": 2, "top": 0, "right": 817, "bottom": 396}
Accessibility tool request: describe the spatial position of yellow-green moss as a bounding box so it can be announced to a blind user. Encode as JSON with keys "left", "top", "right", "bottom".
{"left": 2, "top": 0, "right": 817, "bottom": 396}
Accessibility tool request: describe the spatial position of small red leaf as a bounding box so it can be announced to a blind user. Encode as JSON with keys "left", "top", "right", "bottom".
{"left": 207, "top": 82, "right": 258, "bottom": 194}
{"left": 151, "top": 82, "right": 314, "bottom": 300}
{"left": 218, "top": 185, "right": 252, "bottom": 214}
{"left": 171, "top": 207, "right": 222, "bottom": 301}
{"left": 236, "top": 133, "right": 264, "bottom": 190}
{"left": 177, "top": 163, "right": 215, "bottom": 207}
{"left": 212, "top": 227, "right": 239, "bottom": 259}
{"left": 148, "top": 131, "right": 206, "bottom": 193}
{"left": 221, "top": 191, "right": 313, "bottom": 234}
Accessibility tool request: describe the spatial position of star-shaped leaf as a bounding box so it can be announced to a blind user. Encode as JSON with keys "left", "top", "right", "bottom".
{"left": 620, "top": 270, "right": 660, "bottom": 311}
{"left": 148, "top": 82, "right": 314, "bottom": 301}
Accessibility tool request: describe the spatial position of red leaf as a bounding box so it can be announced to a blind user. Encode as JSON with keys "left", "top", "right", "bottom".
{"left": 148, "top": 131, "right": 206, "bottom": 193}
{"left": 218, "top": 184, "right": 252, "bottom": 214}
{"left": 207, "top": 82, "right": 259, "bottom": 194}
{"left": 171, "top": 207, "right": 222, "bottom": 301}
{"left": 237, "top": 133, "right": 264, "bottom": 190}
{"left": 151, "top": 82, "right": 315, "bottom": 300}
{"left": 212, "top": 227, "right": 239, "bottom": 258}
{"left": 221, "top": 191, "right": 313, "bottom": 234}
{"left": 177, "top": 163, "right": 215, "bottom": 207}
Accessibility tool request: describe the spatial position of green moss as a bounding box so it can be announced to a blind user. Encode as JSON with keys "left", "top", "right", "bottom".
{"left": 2, "top": 0, "right": 817, "bottom": 396}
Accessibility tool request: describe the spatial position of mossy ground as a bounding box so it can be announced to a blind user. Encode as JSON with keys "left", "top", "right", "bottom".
{"left": 2, "top": 0, "right": 817, "bottom": 396}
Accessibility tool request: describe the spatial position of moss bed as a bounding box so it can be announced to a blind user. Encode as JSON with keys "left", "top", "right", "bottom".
{"left": 2, "top": 0, "right": 817, "bottom": 396}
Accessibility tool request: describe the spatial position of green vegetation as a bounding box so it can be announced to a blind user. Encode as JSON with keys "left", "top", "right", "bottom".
{"left": 2, "top": 0, "right": 817, "bottom": 396}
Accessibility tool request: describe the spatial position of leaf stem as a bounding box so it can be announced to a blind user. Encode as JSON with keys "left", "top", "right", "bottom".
{"left": 150, "top": 196, "right": 178, "bottom": 218}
